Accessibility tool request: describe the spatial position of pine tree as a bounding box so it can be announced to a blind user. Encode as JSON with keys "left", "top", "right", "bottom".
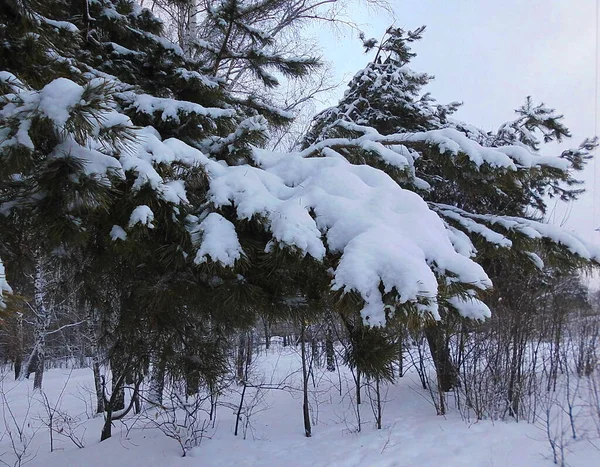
{"left": 0, "top": 0, "right": 328, "bottom": 416}
{"left": 0, "top": 0, "right": 249, "bottom": 399}
{"left": 303, "top": 26, "right": 599, "bottom": 391}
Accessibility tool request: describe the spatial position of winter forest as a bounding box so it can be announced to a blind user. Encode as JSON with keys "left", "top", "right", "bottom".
{"left": 1, "top": 0, "right": 600, "bottom": 466}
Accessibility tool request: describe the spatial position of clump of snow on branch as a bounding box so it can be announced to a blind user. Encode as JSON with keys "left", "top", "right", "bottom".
{"left": 301, "top": 125, "right": 571, "bottom": 173}
{"left": 447, "top": 295, "right": 491, "bottom": 320}
{"left": 433, "top": 204, "right": 600, "bottom": 261}
{"left": 128, "top": 205, "right": 155, "bottom": 229}
{"left": 110, "top": 225, "right": 127, "bottom": 241}
{"left": 192, "top": 213, "right": 243, "bottom": 267}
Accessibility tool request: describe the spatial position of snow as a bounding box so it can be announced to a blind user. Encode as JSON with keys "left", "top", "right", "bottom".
{"left": 128, "top": 205, "right": 155, "bottom": 229}
{"left": 0, "top": 71, "right": 25, "bottom": 92}
{"left": 447, "top": 295, "right": 491, "bottom": 319}
{"left": 109, "top": 225, "right": 127, "bottom": 241}
{"left": 141, "top": 30, "right": 186, "bottom": 57}
{"left": 117, "top": 127, "right": 208, "bottom": 204}
{"left": 38, "top": 78, "right": 84, "bottom": 127}
{"left": 202, "top": 116, "right": 271, "bottom": 160}
{"left": 193, "top": 213, "right": 243, "bottom": 266}
{"left": 126, "top": 93, "right": 235, "bottom": 122}
{"left": 105, "top": 42, "right": 142, "bottom": 56}
{"left": 99, "top": 3, "right": 126, "bottom": 21}
{"left": 433, "top": 204, "right": 513, "bottom": 248}
{"left": 332, "top": 224, "right": 439, "bottom": 322}
{"left": 403, "top": 128, "right": 570, "bottom": 170}
{"left": 36, "top": 14, "right": 79, "bottom": 33}
{"left": 526, "top": 252, "right": 545, "bottom": 270}
{"left": 161, "top": 180, "right": 188, "bottom": 204}
{"left": 0, "top": 78, "right": 84, "bottom": 130}
{"left": 0, "top": 258, "right": 11, "bottom": 307}
{"left": 174, "top": 68, "right": 219, "bottom": 88}
{"left": 434, "top": 204, "right": 600, "bottom": 262}
{"left": 299, "top": 126, "right": 571, "bottom": 174}
{"left": 211, "top": 146, "right": 492, "bottom": 323}
{"left": 51, "top": 136, "right": 123, "bottom": 182}
{"left": 445, "top": 225, "right": 477, "bottom": 258}
{"left": 359, "top": 139, "right": 410, "bottom": 168}
{"left": 0, "top": 77, "right": 219, "bottom": 220}
{"left": 1, "top": 344, "right": 598, "bottom": 467}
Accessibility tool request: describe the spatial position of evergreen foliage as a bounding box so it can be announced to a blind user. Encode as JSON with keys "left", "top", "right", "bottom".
{"left": 1, "top": 1, "right": 599, "bottom": 442}
{"left": 303, "top": 25, "right": 598, "bottom": 383}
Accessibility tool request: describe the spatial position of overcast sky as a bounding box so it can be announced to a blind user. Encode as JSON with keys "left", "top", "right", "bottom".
{"left": 312, "top": 0, "right": 599, "bottom": 251}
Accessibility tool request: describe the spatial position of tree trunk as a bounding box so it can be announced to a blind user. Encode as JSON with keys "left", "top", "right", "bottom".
{"left": 245, "top": 331, "right": 253, "bottom": 370}
{"left": 311, "top": 335, "right": 319, "bottom": 368}
{"left": 397, "top": 329, "right": 404, "bottom": 378}
{"left": 87, "top": 307, "right": 105, "bottom": 414}
{"left": 110, "top": 352, "right": 126, "bottom": 411}
{"left": 27, "top": 250, "right": 51, "bottom": 390}
{"left": 101, "top": 407, "right": 113, "bottom": 441}
{"left": 93, "top": 360, "right": 104, "bottom": 414}
{"left": 263, "top": 317, "right": 271, "bottom": 350}
{"left": 100, "top": 369, "right": 133, "bottom": 441}
{"left": 183, "top": 0, "right": 199, "bottom": 57}
{"left": 375, "top": 378, "right": 382, "bottom": 429}
{"left": 14, "top": 355, "right": 21, "bottom": 380}
{"left": 424, "top": 324, "right": 457, "bottom": 392}
{"left": 33, "top": 350, "right": 45, "bottom": 390}
{"left": 326, "top": 327, "right": 335, "bottom": 372}
{"left": 14, "top": 312, "right": 23, "bottom": 380}
{"left": 234, "top": 382, "right": 247, "bottom": 437}
{"left": 300, "top": 323, "right": 311, "bottom": 437}
{"left": 237, "top": 332, "right": 247, "bottom": 382}
{"left": 147, "top": 351, "right": 166, "bottom": 407}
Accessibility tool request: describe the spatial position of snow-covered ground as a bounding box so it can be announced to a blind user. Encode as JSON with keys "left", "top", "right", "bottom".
{"left": 1, "top": 343, "right": 598, "bottom": 467}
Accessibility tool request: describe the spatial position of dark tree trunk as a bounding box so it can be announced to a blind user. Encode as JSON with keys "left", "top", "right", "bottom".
{"left": 77, "top": 322, "right": 87, "bottom": 369}
{"left": 14, "top": 355, "right": 21, "bottom": 381}
{"left": 110, "top": 353, "right": 126, "bottom": 411}
{"left": 133, "top": 391, "right": 141, "bottom": 414}
{"left": 33, "top": 351, "right": 45, "bottom": 390}
{"left": 24, "top": 351, "right": 37, "bottom": 379}
{"left": 356, "top": 369, "right": 361, "bottom": 405}
{"left": 245, "top": 331, "right": 253, "bottom": 370}
{"left": 14, "top": 313, "right": 23, "bottom": 380}
{"left": 100, "top": 370, "right": 139, "bottom": 441}
{"left": 397, "top": 329, "right": 404, "bottom": 377}
{"left": 234, "top": 382, "right": 247, "bottom": 437}
{"left": 263, "top": 318, "right": 271, "bottom": 350}
{"left": 185, "top": 362, "right": 200, "bottom": 397}
{"left": 101, "top": 408, "right": 113, "bottom": 441}
{"left": 148, "top": 352, "right": 166, "bottom": 407}
{"left": 375, "top": 378, "right": 382, "bottom": 429}
{"left": 237, "top": 333, "right": 247, "bottom": 382}
{"left": 300, "top": 323, "right": 311, "bottom": 437}
{"left": 326, "top": 327, "right": 335, "bottom": 372}
{"left": 424, "top": 324, "right": 457, "bottom": 392}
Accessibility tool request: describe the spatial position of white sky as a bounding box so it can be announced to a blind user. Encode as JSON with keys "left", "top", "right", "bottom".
{"left": 312, "top": 0, "right": 599, "bottom": 249}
